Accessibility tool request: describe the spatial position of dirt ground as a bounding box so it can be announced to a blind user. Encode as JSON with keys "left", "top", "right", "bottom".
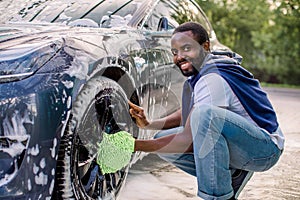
{"left": 119, "top": 88, "right": 300, "bottom": 200}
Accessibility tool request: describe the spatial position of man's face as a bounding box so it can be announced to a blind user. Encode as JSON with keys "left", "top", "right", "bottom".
{"left": 171, "top": 31, "right": 207, "bottom": 77}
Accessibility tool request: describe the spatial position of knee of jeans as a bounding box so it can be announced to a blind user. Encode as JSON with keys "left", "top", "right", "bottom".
{"left": 190, "top": 105, "right": 226, "bottom": 138}
{"left": 192, "top": 104, "right": 215, "bottom": 115}
{"left": 191, "top": 104, "right": 226, "bottom": 122}
{"left": 191, "top": 104, "right": 214, "bottom": 124}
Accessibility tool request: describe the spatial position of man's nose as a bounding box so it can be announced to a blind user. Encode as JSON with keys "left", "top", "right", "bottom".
{"left": 176, "top": 51, "right": 186, "bottom": 60}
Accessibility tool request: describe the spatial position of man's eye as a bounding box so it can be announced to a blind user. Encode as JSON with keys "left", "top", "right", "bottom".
{"left": 183, "top": 46, "right": 191, "bottom": 51}
{"left": 171, "top": 50, "right": 178, "bottom": 55}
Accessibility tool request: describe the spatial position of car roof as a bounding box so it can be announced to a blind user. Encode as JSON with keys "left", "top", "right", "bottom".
{"left": 3, "top": 0, "right": 154, "bottom": 28}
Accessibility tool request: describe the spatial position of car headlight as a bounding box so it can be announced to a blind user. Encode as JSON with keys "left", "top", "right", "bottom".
{"left": 0, "top": 41, "right": 61, "bottom": 83}
{"left": 0, "top": 93, "right": 36, "bottom": 187}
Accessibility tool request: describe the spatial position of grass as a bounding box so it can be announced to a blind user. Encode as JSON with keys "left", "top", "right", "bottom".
{"left": 261, "top": 82, "right": 300, "bottom": 89}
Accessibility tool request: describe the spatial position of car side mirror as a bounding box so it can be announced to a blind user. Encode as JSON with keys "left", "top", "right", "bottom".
{"left": 157, "top": 17, "right": 168, "bottom": 31}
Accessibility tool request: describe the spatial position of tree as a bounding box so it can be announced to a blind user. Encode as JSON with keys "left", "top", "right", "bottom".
{"left": 197, "top": 0, "right": 300, "bottom": 85}
{"left": 263, "top": 0, "right": 300, "bottom": 85}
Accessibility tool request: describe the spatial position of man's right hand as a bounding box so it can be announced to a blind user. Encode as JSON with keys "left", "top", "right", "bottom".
{"left": 128, "top": 101, "right": 150, "bottom": 128}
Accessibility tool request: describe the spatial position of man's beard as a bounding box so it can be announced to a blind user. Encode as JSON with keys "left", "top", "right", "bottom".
{"left": 176, "top": 59, "right": 199, "bottom": 77}
{"left": 176, "top": 56, "right": 204, "bottom": 77}
{"left": 177, "top": 63, "right": 199, "bottom": 77}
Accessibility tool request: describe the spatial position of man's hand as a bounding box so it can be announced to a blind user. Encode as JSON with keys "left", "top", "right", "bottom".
{"left": 128, "top": 101, "right": 150, "bottom": 128}
{"left": 97, "top": 131, "right": 135, "bottom": 174}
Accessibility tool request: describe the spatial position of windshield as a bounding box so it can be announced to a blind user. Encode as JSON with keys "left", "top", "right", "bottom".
{"left": 0, "top": 0, "right": 142, "bottom": 27}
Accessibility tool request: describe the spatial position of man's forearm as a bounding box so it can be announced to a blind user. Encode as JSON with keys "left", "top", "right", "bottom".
{"left": 134, "top": 130, "right": 193, "bottom": 153}
{"left": 146, "top": 109, "right": 182, "bottom": 130}
{"left": 134, "top": 137, "right": 172, "bottom": 152}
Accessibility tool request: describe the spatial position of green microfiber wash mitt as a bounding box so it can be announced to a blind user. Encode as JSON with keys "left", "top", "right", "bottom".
{"left": 96, "top": 131, "right": 135, "bottom": 174}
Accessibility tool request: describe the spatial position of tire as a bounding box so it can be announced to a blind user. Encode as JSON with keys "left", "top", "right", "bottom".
{"left": 52, "top": 76, "right": 137, "bottom": 200}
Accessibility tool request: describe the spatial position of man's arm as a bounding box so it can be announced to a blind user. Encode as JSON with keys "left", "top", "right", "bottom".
{"left": 134, "top": 112, "right": 193, "bottom": 153}
{"left": 149, "top": 109, "right": 182, "bottom": 130}
{"left": 129, "top": 101, "right": 181, "bottom": 130}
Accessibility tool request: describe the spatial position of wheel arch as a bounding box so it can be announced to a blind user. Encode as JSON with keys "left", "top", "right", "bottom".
{"left": 92, "top": 56, "right": 141, "bottom": 106}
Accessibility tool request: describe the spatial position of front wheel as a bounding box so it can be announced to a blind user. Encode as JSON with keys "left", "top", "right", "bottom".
{"left": 53, "top": 77, "right": 137, "bottom": 199}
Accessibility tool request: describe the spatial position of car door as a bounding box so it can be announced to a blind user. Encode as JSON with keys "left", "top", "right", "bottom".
{"left": 139, "top": 0, "right": 222, "bottom": 125}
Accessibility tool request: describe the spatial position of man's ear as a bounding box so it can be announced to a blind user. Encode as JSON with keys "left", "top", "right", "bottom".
{"left": 203, "top": 41, "right": 210, "bottom": 51}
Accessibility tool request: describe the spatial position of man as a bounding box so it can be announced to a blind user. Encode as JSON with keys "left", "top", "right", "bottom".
{"left": 129, "top": 22, "right": 284, "bottom": 200}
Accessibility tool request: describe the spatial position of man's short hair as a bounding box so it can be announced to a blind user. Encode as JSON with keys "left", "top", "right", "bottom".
{"left": 173, "top": 22, "right": 209, "bottom": 45}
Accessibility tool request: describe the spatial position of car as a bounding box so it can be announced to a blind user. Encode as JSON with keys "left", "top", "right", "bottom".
{"left": 0, "top": 0, "right": 234, "bottom": 199}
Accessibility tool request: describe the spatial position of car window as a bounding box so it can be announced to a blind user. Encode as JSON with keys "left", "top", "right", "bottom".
{"left": 143, "top": 0, "right": 213, "bottom": 37}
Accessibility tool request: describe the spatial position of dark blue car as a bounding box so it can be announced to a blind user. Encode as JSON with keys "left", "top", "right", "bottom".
{"left": 0, "top": 0, "right": 232, "bottom": 199}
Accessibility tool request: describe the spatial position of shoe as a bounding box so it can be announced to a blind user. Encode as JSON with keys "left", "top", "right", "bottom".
{"left": 231, "top": 169, "right": 254, "bottom": 199}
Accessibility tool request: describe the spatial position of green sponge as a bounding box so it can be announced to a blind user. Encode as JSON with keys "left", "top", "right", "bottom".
{"left": 96, "top": 131, "right": 135, "bottom": 174}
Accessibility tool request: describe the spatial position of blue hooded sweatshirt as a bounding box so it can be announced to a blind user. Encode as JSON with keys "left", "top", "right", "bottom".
{"left": 183, "top": 54, "right": 278, "bottom": 133}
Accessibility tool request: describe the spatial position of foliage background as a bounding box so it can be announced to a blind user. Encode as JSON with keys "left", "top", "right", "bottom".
{"left": 196, "top": 0, "right": 300, "bottom": 85}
